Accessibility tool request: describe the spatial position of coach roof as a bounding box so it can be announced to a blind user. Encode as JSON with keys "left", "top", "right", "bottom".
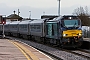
{"left": 30, "top": 19, "right": 45, "bottom": 24}
{"left": 19, "top": 20, "right": 31, "bottom": 24}
{"left": 9, "top": 21, "right": 20, "bottom": 24}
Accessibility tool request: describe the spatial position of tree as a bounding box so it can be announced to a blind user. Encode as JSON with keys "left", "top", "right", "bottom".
{"left": 73, "top": 6, "right": 90, "bottom": 26}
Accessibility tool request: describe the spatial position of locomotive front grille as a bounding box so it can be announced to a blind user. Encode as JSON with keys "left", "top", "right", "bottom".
{"left": 63, "top": 30, "right": 82, "bottom": 38}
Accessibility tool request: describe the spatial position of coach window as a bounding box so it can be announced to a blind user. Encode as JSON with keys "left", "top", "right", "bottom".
{"left": 37, "top": 25, "right": 41, "bottom": 32}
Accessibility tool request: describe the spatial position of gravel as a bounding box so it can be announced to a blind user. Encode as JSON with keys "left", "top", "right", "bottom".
{"left": 14, "top": 39, "right": 88, "bottom": 60}
{"left": 7, "top": 36, "right": 89, "bottom": 60}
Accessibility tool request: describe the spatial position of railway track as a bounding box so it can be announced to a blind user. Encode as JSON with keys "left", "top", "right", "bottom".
{"left": 4, "top": 36, "right": 90, "bottom": 60}
{"left": 72, "top": 51, "right": 90, "bottom": 58}
{"left": 62, "top": 49, "right": 90, "bottom": 60}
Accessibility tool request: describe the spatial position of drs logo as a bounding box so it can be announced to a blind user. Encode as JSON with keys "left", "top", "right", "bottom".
{"left": 0, "top": 16, "right": 6, "bottom": 24}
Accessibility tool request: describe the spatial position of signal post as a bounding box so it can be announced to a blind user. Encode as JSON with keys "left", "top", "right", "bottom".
{"left": 0, "top": 15, "right": 6, "bottom": 38}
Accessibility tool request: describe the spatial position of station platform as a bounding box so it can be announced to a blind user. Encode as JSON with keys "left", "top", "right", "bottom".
{"left": 0, "top": 38, "right": 53, "bottom": 60}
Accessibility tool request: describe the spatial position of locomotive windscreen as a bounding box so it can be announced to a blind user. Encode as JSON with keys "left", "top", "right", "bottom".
{"left": 63, "top": 20, "right": 80, "bottom": 27}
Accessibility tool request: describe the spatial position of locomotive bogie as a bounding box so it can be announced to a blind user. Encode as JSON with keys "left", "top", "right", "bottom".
{"left": 61, "top": 37, "right": 83, "bottom": 47}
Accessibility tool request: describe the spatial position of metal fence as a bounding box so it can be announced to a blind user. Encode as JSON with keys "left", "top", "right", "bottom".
{"left": 82, "top": 26, "right": 90, "bottom": 38}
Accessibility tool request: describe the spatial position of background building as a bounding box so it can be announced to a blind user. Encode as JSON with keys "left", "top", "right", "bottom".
{"left": 6, "top": 14, "right": 23, "bottom": 21}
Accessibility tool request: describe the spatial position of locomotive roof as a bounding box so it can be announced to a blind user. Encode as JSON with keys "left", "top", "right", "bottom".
{"left": 30, "top": 19, "right": 45, "bottom": 24}
{"left": 46, "top": 15, "right": 80, "bottom": 22}
{"left": 45, "top": 16, "right": 62, "bottom": 22}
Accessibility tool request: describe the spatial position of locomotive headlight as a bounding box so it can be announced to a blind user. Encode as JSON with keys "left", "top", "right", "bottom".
{"left": 63, "top": 34, "right": 67, "bottom": 36}
{"left": 78, "top": 33, "right": 82, "bottom": 36}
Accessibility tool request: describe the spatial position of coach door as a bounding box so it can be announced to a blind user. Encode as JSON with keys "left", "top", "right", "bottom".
{"left": 46, "top": 23, "right": 52, "bottom": 38}
{"left": 46, "top": 23, "right": 58, "bottom": 38}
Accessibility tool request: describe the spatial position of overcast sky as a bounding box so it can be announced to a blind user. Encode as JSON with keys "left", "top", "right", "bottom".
{"left": 0, "top": 0, "right": 90, "bottom": 18}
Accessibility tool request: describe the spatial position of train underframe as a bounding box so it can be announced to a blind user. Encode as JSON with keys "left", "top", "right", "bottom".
{"left": 60, "top": 36, "right": 83, "bottom": 48}
{"left": 2, "top": 32, "right": 83, "bottom": 48}
{"left": 38, "top": 36, "right": 83, "bottom": 48}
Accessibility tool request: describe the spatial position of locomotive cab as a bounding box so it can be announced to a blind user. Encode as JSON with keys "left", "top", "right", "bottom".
{"left": 60, "top": 15, "right": 83, "bottom": 47}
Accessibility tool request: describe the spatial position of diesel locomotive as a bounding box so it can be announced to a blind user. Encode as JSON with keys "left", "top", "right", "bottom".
{"left": 0, "top": 15, "right": 83, "bottom": 48}
{"left": 45, "top": 15, "right": 83, "bottom": 48}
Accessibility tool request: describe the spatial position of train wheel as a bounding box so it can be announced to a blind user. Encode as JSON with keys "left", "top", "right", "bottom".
{"left": 40, "top": 37, "right": 45, "bottom": 44}
{"left": 58, "top": 38, "right": 63, "bottom": 48}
